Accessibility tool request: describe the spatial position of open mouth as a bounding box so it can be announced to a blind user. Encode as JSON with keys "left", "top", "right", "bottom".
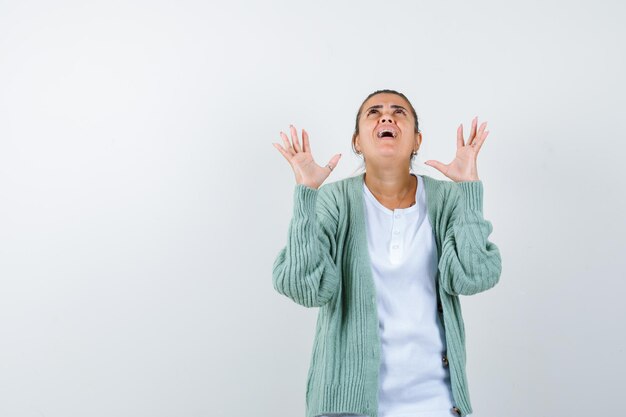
{"left": 377, "top": 130, "right": 397, "bottom": 139}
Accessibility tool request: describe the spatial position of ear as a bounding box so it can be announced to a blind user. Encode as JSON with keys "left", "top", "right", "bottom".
{"left": 415, "top": 131, "right": 422, "bottom": 149}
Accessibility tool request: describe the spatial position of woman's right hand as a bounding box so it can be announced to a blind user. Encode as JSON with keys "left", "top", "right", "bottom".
{"left": 272, "top": 124, "right": 342, "bottom": 190}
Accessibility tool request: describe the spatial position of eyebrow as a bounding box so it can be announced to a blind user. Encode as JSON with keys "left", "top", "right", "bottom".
{"left": 365, "top": 104, "right": 408, "bottom": 113}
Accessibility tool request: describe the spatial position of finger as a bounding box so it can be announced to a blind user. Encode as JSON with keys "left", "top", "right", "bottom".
{"left": 456, "top": 124, "right": 464, "bottom": 149}
{"left": 279, "top": 131, "right": 295, "bottom": 156}
{"left": 468, "top": 116, "right": 478, "bottom": 145}
{"left": 272, "top": 142, "right": 294, "bottom": 164}
{"left": 290, "top": 124, "right": 301, "bottom": 153}
{"left": 302, "top": 128, "right": 311, "bottom": 153}
{"left": 473, "top": 130, "right": 489, "bottom": 153}
{"left": 474, "top": 122, "right": 488, "bottom": 147}
{"left": 327, "top": 153, "right": 342, "bottom": 170}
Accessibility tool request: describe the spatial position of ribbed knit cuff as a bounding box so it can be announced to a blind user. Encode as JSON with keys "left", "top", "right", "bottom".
{"left": 458, "top": 180, "right": 483, "bottom": 213}
{"left": 294, "top": 183, "right": 319, "bottom": 217}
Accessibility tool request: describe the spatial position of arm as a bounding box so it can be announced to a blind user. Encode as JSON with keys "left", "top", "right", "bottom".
{"left": 438, "top": 180, "right": 502, "bottom": 296}
{"left": 272, "top": 183, "right": 340, "bottom": 308}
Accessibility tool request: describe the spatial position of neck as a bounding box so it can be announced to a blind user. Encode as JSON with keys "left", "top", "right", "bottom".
{"left": 363, "top": 164, "right": 415, "bottom": 200}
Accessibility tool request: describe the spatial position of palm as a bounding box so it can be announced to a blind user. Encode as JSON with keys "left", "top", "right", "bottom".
{"left": 272, "top": 124, "right": 342, "bottom": 189}
{"left": 425, "top": 117, "right": 490, "bottom": 182}
{"left": 290, "top": 149, "right": 332, "bottom": 183}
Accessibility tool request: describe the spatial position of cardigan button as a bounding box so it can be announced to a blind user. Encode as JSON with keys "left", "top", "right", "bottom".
{"left": 437, "top": 301, "right": 443, "bottom": 312}
{"left": 442, "top": 354, "right": 449, "bottom": 367}
{"left": 451, "top": 406, "right": 461, "bottom": 415}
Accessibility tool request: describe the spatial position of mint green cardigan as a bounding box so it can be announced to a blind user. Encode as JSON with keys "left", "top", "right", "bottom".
{"left": 272, "top": 172, "right": 502, "bottom": 417}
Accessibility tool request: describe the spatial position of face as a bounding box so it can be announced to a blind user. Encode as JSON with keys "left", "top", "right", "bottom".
{"left": 354, "top": 93, "right": 422, "bottom": 164}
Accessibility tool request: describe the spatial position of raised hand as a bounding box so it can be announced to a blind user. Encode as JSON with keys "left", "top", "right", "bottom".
{"left": 272, "top": 124, "right": 342, "bottom": 190}
{"left": 424, "top": 116, "right": 490, "bottom": 182}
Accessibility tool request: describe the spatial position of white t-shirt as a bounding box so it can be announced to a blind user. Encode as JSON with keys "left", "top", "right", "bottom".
{"left": 317, "top": 173, "right": 468, "bottom": 417}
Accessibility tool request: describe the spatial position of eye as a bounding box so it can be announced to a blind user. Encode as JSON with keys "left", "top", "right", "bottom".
{"left": 367, "top": 109, "right": 378, "bottom": 115}
{"left": 395, "top": 109, "right": 406, "bottom": 115}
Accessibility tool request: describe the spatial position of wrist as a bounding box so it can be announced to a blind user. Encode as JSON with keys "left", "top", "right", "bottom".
{"left": 456, "top": 176, "right": 480, "bottom": 182}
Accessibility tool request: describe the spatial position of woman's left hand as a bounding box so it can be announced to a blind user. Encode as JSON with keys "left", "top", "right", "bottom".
{"left": 424, "top": 117, "right": 490, "bottom": 182}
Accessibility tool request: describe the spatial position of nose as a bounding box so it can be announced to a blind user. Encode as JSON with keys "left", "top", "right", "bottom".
{"left": 378, "top": 112, "right": 396, "bottom": 124}
{"left": 379, "top": 116, "right": 396, "bottom": 125}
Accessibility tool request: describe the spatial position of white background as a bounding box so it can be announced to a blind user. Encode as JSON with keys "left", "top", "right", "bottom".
{"left": 0, "top": 1, "right": 624, "bottom": 416}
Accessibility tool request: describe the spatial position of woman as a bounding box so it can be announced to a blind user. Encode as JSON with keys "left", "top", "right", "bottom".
{"left": 271, "top": 89, "right": 502, "bottom": 417}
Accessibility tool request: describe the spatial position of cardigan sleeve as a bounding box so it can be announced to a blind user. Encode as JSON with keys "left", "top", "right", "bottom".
{"left": 438, "top": 180, "right": 502, "bottom": 296}
{"left": 272, "top": 183, "right": 340, "bottom": 308}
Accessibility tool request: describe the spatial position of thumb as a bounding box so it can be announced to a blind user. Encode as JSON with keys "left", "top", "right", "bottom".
{"left": 424, "top": 160, "right": 446, "bottom": 173}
